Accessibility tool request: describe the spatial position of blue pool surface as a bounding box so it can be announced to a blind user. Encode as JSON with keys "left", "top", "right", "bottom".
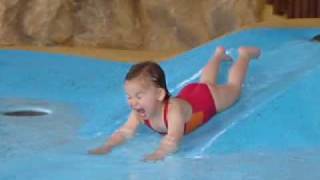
{"left": 1, "top": 28, "right": 320, "bottom": 180}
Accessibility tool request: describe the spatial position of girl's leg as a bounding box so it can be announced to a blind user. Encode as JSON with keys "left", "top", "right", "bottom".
{"left": 209, "top": 47, "right": 261, "bottom": 112}
{"left": 199, "top": 46, "right": 231, "bottom": 85}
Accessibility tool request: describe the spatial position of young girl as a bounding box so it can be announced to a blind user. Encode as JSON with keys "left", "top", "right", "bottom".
{"left": 89, "top": 46, "right": 261, "bottom": 161}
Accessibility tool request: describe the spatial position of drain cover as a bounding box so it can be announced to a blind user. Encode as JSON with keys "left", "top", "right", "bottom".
{"left": 2, "top": 109, "right": 50, "bottom": 117}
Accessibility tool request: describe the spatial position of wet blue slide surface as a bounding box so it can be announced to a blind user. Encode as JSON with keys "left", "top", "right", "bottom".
{"left": 1, "top": 28, "right": 320, "bottom": 180}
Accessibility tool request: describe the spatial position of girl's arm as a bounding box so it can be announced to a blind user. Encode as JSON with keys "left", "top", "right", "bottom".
{"left": 88, "top": 111, "right": 140, "bottom": 155}
{"left": 144, "top": 101, "right": 186, "bottom": 161}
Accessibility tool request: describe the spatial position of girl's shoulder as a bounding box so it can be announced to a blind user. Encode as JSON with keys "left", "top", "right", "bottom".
{"left": 167, "top": 97, "right": 192, "bottom": 116}
{"left": 168, "top": 97, "right": 184, "bottom": 106}
{"left": 169, "top": 96, "right": 189, "bottom": 106}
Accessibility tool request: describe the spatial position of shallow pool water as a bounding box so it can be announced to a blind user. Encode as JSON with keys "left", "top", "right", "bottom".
{"left": 1, "top": 28, "right": 320, "bottom": 180}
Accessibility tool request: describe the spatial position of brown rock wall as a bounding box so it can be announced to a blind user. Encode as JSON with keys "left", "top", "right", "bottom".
{"left": 139, "top": 0, "right": 210, "bottom": 50}
{"left": 0, "top": 0, "right": 264, "bottom": 50}
{"left": 73, "top": 0, "right": 142, "bottom": 49}
{"left": 22, "top": 0, "right": 74, "bottom": 45}
{"left": 0, "top": 0, "right": 24, "bottom": 45}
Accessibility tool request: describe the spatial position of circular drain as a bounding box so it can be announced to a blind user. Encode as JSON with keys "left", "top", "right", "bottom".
{"left": 2, "top": 108, "right": 51, "bottom": 117}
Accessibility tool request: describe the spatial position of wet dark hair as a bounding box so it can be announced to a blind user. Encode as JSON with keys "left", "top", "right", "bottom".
{"left": 311, "top": 34, "right": 320, "bottom": 42}
{"left": 125, "top": 61, "right": 170, "bottom": 100}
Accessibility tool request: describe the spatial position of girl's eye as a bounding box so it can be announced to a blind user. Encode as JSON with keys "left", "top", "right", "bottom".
{"left": 136, "top": 93, "right": 143, "bottom": 99}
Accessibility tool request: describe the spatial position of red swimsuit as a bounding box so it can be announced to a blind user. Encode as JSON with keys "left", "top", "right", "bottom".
{"left": 144, "top": 83, "right": 217, "bottom": 135}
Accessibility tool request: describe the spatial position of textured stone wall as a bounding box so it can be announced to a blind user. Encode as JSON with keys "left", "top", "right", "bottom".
{"left": 0, "top": 0, "right": 264, "bottom": 51}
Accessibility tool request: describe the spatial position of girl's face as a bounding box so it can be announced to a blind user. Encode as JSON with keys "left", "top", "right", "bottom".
{"left": 124, "top": 78, "right": 165, "bottom": 119}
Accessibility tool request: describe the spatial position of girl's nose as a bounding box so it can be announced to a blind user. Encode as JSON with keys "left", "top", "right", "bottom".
{"left": 130, "top": 99, "right": 138, "bottom": 108}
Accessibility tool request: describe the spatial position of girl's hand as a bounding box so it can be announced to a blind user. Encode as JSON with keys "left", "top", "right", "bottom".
{"left": 143, "top": 152, "right": 165, "bottom": 162}
{"left": 88, "top": 145, "right": 112, "bottom": 155}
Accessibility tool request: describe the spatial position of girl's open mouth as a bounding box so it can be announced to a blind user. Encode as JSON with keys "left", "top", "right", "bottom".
{"left": 136, "top": 108, "right": 146, "bottom": 117}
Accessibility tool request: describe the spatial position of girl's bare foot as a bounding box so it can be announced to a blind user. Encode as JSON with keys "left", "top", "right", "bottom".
{"left": 213, "top": 46, "right": 232, "bottom": 61}
{"left": 238, "top": 47, "right": 261, "bottom": 60}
